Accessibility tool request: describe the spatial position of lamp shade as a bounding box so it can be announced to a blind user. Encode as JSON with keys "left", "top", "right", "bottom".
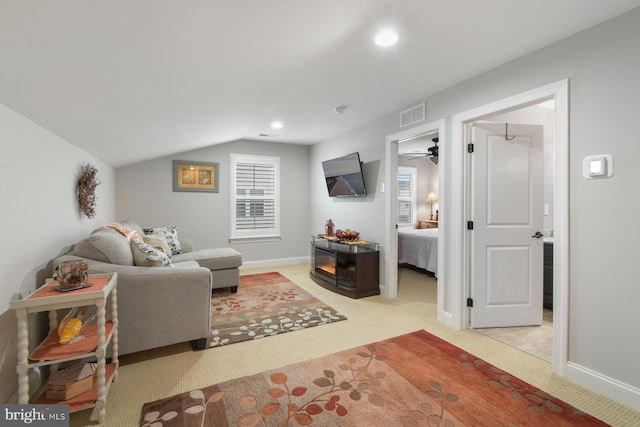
{"left": 426, "top": 192, "right": 437, "bottom": 203}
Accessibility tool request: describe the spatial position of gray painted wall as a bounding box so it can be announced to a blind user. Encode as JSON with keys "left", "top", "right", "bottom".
{"left": 311, "top": 7, "right": 640, "bottom": 392}
{"left": 0, "top": 103, "right": 115, "bottom": 403}
{"left": 116, "top": 139, "right": 310, "bottom": 263}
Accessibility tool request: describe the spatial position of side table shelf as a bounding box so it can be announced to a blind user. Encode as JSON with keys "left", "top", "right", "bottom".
{"left": 10, "top": 273, "right": 119, "bottom": 424}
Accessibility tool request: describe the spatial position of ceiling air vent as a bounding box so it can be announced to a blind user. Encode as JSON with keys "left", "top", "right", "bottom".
{"left": 400, "top": 103, "right": 426, "bottom": 128}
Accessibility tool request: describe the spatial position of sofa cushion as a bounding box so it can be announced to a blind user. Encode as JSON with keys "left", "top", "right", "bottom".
{"left": 143, "top": 234, "right": 172, "bottom": 257}
{"left": 131, "top": 240, "right": 173, "bottom": 267}
{"left": 143, "top": 225, "right": 182, "bottom": 255}
{"left": 172, "top": 248, "right": 242, "bottom": 270}
{"left": 173, "top": 260, "right": 200, "bottom": 268}
{"left": 73, "top": 228, "right": 134, "bottom": 265}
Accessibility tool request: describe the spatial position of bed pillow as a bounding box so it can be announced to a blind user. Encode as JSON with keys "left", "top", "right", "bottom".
{"left": 143, "top": 225, "right": 182, "bottom": 255}
{"left": 131, "top": 240, "right": 173, "bottom": 267}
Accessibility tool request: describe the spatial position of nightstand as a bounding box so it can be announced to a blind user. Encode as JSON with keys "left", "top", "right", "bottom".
{"left": 417, "top": 220, "right": 438, "bottom": 229}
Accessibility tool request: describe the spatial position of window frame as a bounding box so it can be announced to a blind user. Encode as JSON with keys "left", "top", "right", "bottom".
{"left": 229, "top": 153, "right": 281, "bottom": 242}
{"left": 397, "top": 166, "right": 417, "bottom": 229}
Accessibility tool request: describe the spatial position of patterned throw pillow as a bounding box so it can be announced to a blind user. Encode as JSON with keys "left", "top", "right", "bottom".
{"left": 130, "top": 240, "right": 173, "bottom": 267}
{"left": 142, "top": 234, "right": 172, "bottom": 257}
{"left": 143, "top": 225, "right": 182, "bottom": 255}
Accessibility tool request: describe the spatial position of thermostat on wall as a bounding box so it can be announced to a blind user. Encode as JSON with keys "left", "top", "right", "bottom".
{"left": 583, "top": 154, "right": 613, "bottom": 179}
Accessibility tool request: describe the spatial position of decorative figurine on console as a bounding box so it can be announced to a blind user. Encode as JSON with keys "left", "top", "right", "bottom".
{"left": 325, "top": 219, "right": 335, "bottom": 237}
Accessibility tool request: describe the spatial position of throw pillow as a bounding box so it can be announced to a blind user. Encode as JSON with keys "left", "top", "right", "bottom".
{"left": 142, "top": 234, "right": 172, "bottom": 257}
{"left": 104, "top": 223, "right": 143, "bottom": 242}
{"left": 143, "top": 225, "right": 182, "bottom": 255}
{"left": 130, "top": 240, "right": 173, "bottom": 267}
{"left": 119, "top": 220, "right": 145, "bottom": 236}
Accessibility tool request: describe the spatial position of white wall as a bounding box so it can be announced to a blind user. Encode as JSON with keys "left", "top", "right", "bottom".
{"left": 0, "top": 103, "right": 115, "bottom": 403}
{"left": 116, "top": 139, "right": 310, "bottom": 264}
{"left": 310, "top": 7, "right": 640, "bottom": 401}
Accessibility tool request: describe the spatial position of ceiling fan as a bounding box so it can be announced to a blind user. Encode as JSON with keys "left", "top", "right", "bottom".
{"left": 402, "top": 137, "right": 439, "bottom": 164}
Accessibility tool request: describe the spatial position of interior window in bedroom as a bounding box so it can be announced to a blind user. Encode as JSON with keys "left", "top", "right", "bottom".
{"left": 397, "top": 166, "right": 417, "bottom": 229}
{"left": 230, "top": 154, "right": 280, "bottom": 241}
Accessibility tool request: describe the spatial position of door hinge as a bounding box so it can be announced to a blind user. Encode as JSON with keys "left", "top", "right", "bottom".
{"left": 467, "top": 221, "right": 474, "bottom": 230}
{"left": 466, "top": 298, "right": 474, "bottom": 308}
{"left": 467, "top": 143, "right": 474, "bottom": 153}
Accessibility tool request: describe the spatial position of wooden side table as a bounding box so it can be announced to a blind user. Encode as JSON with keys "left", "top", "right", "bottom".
{"left": 10, "top": 273, "right": 119, "bottom": 424}
{"left": 417, "top": 220, "right": 438, "bottom": 229}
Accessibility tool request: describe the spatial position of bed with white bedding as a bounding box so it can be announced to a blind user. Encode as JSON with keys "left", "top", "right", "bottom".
{"left": 397, "top": 228, "right": 438, "bottom": 275}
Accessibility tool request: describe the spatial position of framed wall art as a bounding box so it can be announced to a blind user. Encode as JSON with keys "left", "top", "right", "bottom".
{"left": 173, "top": 160, "right": 219, "bottom": 193}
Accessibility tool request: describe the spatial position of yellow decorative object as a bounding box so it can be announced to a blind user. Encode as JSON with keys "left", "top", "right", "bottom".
{"left": 59, "top": 317, "right": 83, "bottom": 344}
{"left": 58, "top": 307, "right": 89, "bottom": 344}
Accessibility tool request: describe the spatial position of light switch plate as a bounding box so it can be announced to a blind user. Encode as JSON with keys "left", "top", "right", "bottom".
{"left": 583, "top": 154, "right": 613, "bottom": 179}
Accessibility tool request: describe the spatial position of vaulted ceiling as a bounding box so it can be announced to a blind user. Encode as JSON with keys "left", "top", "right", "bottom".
{"left": 2, "top": 1, "right": 639, "bottom": 167}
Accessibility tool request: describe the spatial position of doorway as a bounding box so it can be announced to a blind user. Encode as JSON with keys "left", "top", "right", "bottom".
{"left": 450, "top": 80, "right": 569, "bottom": 376}
{"left": 470, "top": 101, "right": 555, "bottom": 362}
{"left": 396, "top": 133, "right": 440, "bottom": 290}
{"left": 383, "top": 119, "right": 446, "bottom": 322}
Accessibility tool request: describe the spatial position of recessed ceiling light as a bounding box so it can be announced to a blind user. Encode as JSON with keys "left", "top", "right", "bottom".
{"left": 270, "top": 121, "right": 283, "bottom": 129}
{"left": 375, "top": 30, "right": 398, "bottom": 47}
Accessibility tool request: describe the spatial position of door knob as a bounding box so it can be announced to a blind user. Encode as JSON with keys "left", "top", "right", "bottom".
{"left": 532, "top": 231, "right": 543, "bottom": 239}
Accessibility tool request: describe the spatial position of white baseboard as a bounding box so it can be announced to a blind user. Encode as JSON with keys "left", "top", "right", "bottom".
{"left": 438, "top": 310, "right": 455, "bottom": 329}
{"left": 566, "top": 361, "right": 640, "bottom": 412}
{"left": 240, "top": 256, "right": 310, "bottom": 270}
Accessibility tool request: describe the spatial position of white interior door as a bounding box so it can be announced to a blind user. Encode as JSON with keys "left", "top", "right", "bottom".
{"left": 470, "top": 123, "right": 544, "bottom": 328}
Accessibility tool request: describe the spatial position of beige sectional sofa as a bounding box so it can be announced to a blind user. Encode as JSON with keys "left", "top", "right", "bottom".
{"left": 53, "top": 220, "right": 242, "bottom": 354}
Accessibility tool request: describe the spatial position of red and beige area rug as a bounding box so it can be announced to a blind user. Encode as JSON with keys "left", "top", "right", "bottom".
{"left": 204, "top": 272, "right": 346, "bottom": 349}
{"left": 141, "top": 330, "right": 606, "bottom": 426}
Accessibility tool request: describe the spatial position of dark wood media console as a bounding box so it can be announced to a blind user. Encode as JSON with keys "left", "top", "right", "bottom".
{"left": 310, "top": 237, "right": 380, "bottom": 298}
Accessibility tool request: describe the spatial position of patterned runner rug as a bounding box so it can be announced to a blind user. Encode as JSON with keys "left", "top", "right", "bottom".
{"left": 141, "top": 330, "right": 606, "bottom": 426}
{"left": 204, "top": 272, "right": 346, "bottom": 349}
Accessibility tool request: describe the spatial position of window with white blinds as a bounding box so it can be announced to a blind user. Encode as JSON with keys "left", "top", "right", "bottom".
{"left": 230, "top": 154, "right": 280, "bottom": 241}
{"left": 397, "top": 166, "right": 417, "bottom": 228}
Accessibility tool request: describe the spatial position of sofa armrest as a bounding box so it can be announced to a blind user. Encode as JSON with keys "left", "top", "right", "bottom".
{"left": 116, "top": 266, "right": 212, "bottom": 354}
{"left": 179, "top": 238, "right": 194, "bottom": 253}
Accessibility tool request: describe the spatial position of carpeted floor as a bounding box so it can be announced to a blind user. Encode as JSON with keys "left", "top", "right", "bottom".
{"left": 67, "top": 264, "right": 640, "bottom": 426}
{"left": 141, "top": 329, "right": 606, "bottom": 426}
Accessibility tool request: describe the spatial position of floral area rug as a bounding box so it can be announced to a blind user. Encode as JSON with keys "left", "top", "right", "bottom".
{"left": 204, "top": 272, "right": 346, "bottom": 349}
{"left": 141, "top": 330, "right": 607, "bottom": 426}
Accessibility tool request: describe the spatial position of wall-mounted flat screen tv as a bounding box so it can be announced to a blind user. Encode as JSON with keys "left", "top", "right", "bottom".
{"left": 322, "top": 152, "right": 367, "bottom": 197}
